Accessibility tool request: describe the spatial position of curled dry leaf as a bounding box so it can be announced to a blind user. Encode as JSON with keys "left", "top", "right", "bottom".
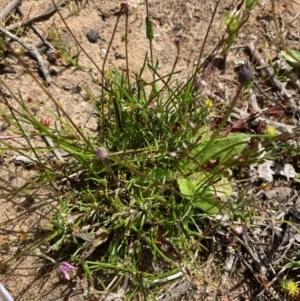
{"left": 251, "top": 160, "right": 296, "bottom": 182}
{"left": 264, "top": 187, "right": 292, "bottom": 202}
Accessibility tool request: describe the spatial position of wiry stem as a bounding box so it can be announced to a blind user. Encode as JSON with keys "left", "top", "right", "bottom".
{"left": 100, "top": 7, "right": 123, "bottom": 143}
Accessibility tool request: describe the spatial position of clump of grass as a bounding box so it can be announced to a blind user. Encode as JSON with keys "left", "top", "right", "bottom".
{"left": 49, "top": 24, "right": 83, "bottom": 68}
{"left": 0, "top": 0, "right": 300, "bottom": 300}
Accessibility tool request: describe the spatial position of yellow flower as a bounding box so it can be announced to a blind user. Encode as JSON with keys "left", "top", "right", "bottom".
{"left": 204, "top": 98, "right": 214, "bottom": 109}
{"left": 105, "top": 69, "right": 113, "bottom": 80}
{"left": 264, "top": 126, "right": 276, "bottom": 135}
{"left": 282, "top": 279, "right": 300, "bottom": 297}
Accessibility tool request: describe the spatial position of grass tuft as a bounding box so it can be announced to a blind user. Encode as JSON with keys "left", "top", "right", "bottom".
{"left": 1, "top": 0, "right": 300, "bottom": 300}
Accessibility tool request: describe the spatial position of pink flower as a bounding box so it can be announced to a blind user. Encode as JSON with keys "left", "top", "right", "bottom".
{"left": 96, "top": 147, "right": 108, "bottom": 160}
{"left": 59, "top": 261, "right": 75, "bottom": 280}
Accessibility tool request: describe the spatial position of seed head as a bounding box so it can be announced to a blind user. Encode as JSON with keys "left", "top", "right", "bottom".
{"left": 237, "top": 65, "right": 253, "bottom": 87}
{"left": 12, "top": 47, "right": 24, "bottom": 57}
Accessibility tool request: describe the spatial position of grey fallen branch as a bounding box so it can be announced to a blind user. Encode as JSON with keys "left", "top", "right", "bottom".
{"left": 5, "top": 0, "right": 66, "bottom": 31}
{"left": 248, "top": 87, "right": 261, "bottom": 113}
{"left": 238, "top": 251, "right": 282, "bottom": 301}
{"left": 90, "top": 275, "right": 129, "bottom": 301}
{"left": 202, "top": 91, "right": 297, "bottom": 133}
{"left": 232, "top": 108, "right": 296, "bottom": 132}
{"left": 0, "top": 0, "right": 22, "bottom": 22}
{"left": 254, "top": 265, "right": 288, "bottom": 301}
{"left": 246, "top": 43, "right": 299, "bottom": 111}
{"left": 237, "top": 232, "right": 282, "bottom": 301}
{"left": 157, "top": 281, "right": 191, "bottom": 301}
{"left": 42, "top": 135, "right": 64, "bottom": 162}
{"left": 0, "top": 26, "right": 51, "bottom": 84}
{"left": 16, "top": 6, "right": 56, "bottom": 53}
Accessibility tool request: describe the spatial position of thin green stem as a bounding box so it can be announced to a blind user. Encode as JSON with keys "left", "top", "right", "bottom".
{"left": 144, "top": 0, "right": 154, "bottom": 66}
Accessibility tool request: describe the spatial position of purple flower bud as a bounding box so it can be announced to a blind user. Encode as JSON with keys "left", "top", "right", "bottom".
{"left": 237, "top": 65, "right": 253, "bottom": 87}
{"left": 96, "top": 147, "right": 108, "bottom": 160}
{"left": 59, "top": 261, "right": 75, "bottom": 280}
{"left": 231, "top": 225, "right": 243, "bottom": 235}
{"left": 174, "top": 37, "right": 180, "bottom": 45}
{"left": 121, "top": 1, "right": 128, "bottom": 10}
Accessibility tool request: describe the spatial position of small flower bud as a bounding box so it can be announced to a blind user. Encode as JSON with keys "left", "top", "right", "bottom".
{"left": 231, "top": 225, "right": 243, "bottom": 235}
{"left": 96, "top": 147, "right": 108, "bottom": 160}
{"left": 12, "top": 47, "right": 24, "bottom": 57}
{"left": 121, "top": 1, "right": 128, "bottom": 10}
{"left": 246, "top": 0, "right": 258, "bottom": 10}
{"left": 237, "top": 65, "right": 253, "bottom": 87}
{"left": 174, "top": 36, "right": 180, "bottom": 45}
{"left": 168, "top": 152, "right": 178, "bottom": 158}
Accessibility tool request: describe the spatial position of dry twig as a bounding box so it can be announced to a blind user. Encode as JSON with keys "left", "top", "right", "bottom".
{"left": 202, "top": 91, "right": 297, "bottom": 132}
{"left": 246, "top": 43, "right": 299, "bottom": 111}
{"left": 0, "top": 0, "right": 22, "bottom": 22}
{"left": 5, "top": 0, "right": 67, "bottom": 31}
{"left": 0, "top": 27, "right": 51, "bottom": 83}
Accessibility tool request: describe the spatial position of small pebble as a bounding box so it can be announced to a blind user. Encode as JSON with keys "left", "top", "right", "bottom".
{"left": 86, "top": 29, "right": 99, "bottom": 43}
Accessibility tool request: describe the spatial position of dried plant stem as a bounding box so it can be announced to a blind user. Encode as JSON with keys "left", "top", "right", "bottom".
{"left": 194, "top": 0, "right": 220, "bottom": 74}
{"left": 4, "top": 44, "right": 94, "bottom": 151}
{"left": 0, "top": 86, "right": 44, "bottom": 166}
{"left": 146, "top": 40, "right": 180, "bottom": 107}
{"left": 100, "top": 10, "right": 123, "bottom": 142}
{"left": 6, "top": 0, "right": 66, "bottom": 30}
{"left": 124, "top": 5, "right": 130, "bottom": 85}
